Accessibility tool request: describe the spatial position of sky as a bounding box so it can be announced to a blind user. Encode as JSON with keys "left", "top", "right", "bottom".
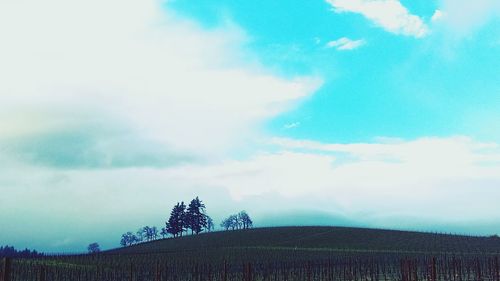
{"left": 0, "top": 0, "right": 499, "bottom": 252}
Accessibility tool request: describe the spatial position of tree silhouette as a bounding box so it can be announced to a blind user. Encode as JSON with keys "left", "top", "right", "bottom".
{"left": 206, "top": 216, "right": 214, "bottom": 232}
{"left": 238, "top": 211, "right": 253, "bottom": 229}
{"left": 167, "top": 202, "right": 186, "bottom": 237}
{"left": 136, "top": 228, "right": 145, "bottom": 242}
{"left": 230, "top": 214, "right": 239, "bottom": 230}
{"left": 151, "top": 226, "right": 159, "bottom": 240}
{"left": 0, "top": 246, "right": 43, "bottom": 258}
{"left": 220, "top": 215, "right": 238, "bottom": 230}
{"left": 120, "top": 232, "right": 137, "bottom": 247}
{"left": 160, "top": 227, "right": 168, "bottom": 238}
{"left": 221, "top": 211, "right": 253, "bottom": 231}
{"left": 186, "top": 197, "right": 208, "bottom": 234}
{"left": 87, "top": 243, "right": 100, "bottom": 253}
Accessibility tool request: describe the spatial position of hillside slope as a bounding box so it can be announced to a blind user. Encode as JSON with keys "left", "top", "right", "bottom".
{"left": 108, "top": 226, "right": 500, "bottom": 255}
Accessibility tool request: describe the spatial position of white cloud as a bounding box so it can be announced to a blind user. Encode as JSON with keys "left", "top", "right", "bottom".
{"left": 326, "top": 37, "right": 366, "bottom": 50}
{"left": 180, "top": 136, "right": 500, "bottom": 220}
{"left": 0, "top": 0, "right": 321, "bottom": 161}
{"left": 326, "top": 0, "right": 428, "bottom": 38}
{"left": 431, "top": 10, "right": 444, "bottom": 22}
{"left": 434, "top": 0, "right": 500, "bottom": 37}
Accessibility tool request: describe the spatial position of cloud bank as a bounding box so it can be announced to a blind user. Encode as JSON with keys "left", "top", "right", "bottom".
{"left": 0, "top": 0, "right": 321, "bottom": 167}
{"left": 2, "top": 136, "right": 499, "bottom": 251}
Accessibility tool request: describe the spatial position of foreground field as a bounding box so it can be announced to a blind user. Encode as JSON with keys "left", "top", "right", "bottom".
{"left": 2, "top": 226, "right": 500, "bottom": 281}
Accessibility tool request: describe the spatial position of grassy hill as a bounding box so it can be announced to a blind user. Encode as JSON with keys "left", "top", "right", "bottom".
{"left": 108, "top": 226, "right": 500, "bottom": 255}
{"left": 9, "top": 227, "right": 500, "bottom": 281}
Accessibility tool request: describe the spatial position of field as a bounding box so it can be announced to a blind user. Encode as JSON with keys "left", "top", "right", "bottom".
{"left": 2, "top": 226, "right": 500, "bottom": 281}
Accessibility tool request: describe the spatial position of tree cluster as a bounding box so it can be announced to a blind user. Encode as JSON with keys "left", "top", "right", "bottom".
{"left": 0, "top": 245, "right": 44, "bottom": 258}
{"left": 166, "top": 197, "right": 213, "bottom": 237}
{"left": 220, "top": 211, "right": 253, "bottom": 230}
{"left": 137, "top": 226, "right": 159, "bottom": 242}
{"left": 119, "top": 197, "right": 253, "bottom": 247}
{"left": 120, "top": 225, "right": 160, "bottom": 247}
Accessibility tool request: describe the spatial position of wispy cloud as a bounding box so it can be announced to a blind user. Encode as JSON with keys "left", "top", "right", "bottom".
{"left": 284, "top": 122, "right": 301, "bottom": 129}
{"left": 325, "top": 0, "right": 428, "bottom": 38}
{"left": 433, "top": 0, "right": 500, "bottom": 37}
{"left": 326, "top": 37, "right": 366, "bottom": 50}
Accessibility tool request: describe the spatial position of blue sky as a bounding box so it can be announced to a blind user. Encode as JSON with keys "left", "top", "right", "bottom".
{"left": 0, "top": 0, "right": 499, "bottom": 252}
{"left": 168, "top": 0, "right": 500, "bottom": 143}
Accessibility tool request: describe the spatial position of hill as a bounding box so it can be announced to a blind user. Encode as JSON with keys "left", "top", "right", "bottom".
{"left": 108, "top": 226, "right": 500, "bottom": 255}
{"left": 7, "top": 227, "right": 500, "bottom": 281}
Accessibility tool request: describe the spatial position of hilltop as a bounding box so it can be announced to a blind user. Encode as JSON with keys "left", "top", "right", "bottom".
{"left": 107, "top": 226, "right": 500, "bottom": 255}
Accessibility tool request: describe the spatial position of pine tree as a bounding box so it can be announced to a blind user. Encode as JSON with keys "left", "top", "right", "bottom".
{"left": 167, "top": 202, "right": 186, "bottom": 237}
{"left": 186, "top": 197, "right": 208, "bottom": 234}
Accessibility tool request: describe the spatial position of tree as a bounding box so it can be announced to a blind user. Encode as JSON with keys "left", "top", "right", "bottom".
{"left": 220, "top": 214, "right": 239, "bottom": 230}
{"left": 141, "top": 226, "right": 152, "bottom": 241}
{"left": 220, "top": 217, "right": 232, "bottom": 230}
{"left": 238, "top": 211, "right": 253, "bottom": 229}
{"left": 151, "top": 226, "right": 159, "bottom": 240}
{"left": 160, "top": 227, "right": 168, "bottom": 238}
{"left": 120, "top": 234, "right": 127, "bottom": 247}
{"left": 141, "top": 226, "right": 158, "bottom": 241}
{"left": 136, "top": 228, "right": 145, "bottom": 243}
{"left": 120, "top": 232, "right": 138, "bottom": 247}
{"left": 87, "top": 243, "right": 100, "bottom": 253}
{"left": 229, "top": 214, "right": 239, "bottom": 230}
{"left": 221, "top": 211, "right": 253, "bottom": 231}
{"left": 206, "top": 216, "right": 214, "bottom": 232}
{"left": 186, "top": 197, "right": 208, "bottom": 234}
{"left": 167, "top": 202, "right": 186, "bottom": 237}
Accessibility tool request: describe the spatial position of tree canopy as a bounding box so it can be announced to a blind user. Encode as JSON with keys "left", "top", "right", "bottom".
{"left": 87, "top": 243, "right": 100, "bottom": 253}
{"left": 221, "top": 211, "right": 253, "bottom": 231}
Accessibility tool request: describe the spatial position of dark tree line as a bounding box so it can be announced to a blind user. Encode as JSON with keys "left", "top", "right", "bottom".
{"left": 119, "top": 197, "right": 253, "bottom": 247}
{"left": 0, "top": 245, "right": 44, "bottom": 258}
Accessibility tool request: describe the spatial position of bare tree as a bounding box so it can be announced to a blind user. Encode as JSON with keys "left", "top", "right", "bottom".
{"left": 238, "top": 211, "right": 253, "bottom": 229}
{"left": 151, "top": 226, "right": 159, "bottom": 240}
{"left": 160, "top": 227, "right": 168, "bottom": 238}
{"left": 206, "top": 216, "right": 214, "bottom": 232}
{"left": 221, "top": 211, "right": 254, "bottom": 231}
